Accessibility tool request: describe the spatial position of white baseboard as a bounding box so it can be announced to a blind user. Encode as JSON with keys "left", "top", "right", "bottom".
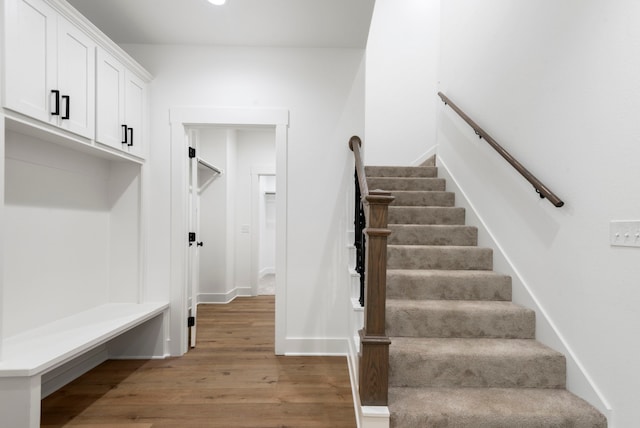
{"left": 259, "top": 267, "right": 275, "bottom": 278}
{"left": 411, "top": 145, "right": 438, "bottom": 166}
{"left": 283, "top": 337, "right": 347, "bottom": 356}
{"left": 41, "top": 346, "right": 108, "bottom": 398}
{"left": 347, "top": 350, "right": 390, "bottom": 428}
{"left": 198, "top": 287, "right": 253, "bottom": 304}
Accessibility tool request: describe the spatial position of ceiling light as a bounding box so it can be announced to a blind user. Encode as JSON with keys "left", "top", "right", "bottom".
{"left": 208, "top": 0, "right": 227, "bottom": 5}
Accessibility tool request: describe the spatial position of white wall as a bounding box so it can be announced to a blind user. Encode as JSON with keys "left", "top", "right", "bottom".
{"left": 364, "top": 0, "right": 440, "bottom": 166}
{"left": 122, "top": 45, "right": 365, "bottom": 354}
{"left": 438, "top": 1, "right": 640, "bottom": 425}
{"left": 198, "top": 128, "right": 228, "bottom": 299}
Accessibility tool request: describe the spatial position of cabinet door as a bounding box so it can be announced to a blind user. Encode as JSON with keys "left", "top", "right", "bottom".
{"left": 96, "top": 49, "right": 126, "bottom": 150}
{"left": 4, "top": 0, "right": 57, "bottom": 124}
{"left": 56, "top": 18, "right": 95, "bottom": 139}
{"left": 124, "top": 73, "right": 146, "bottom": 158}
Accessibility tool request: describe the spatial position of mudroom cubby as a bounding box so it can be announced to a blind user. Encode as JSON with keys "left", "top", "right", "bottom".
{"left": 0, "top": 124, "right": 168, "bottom": 428}
{"left": 3, "top": 129, "right": 145, "bottom": 335}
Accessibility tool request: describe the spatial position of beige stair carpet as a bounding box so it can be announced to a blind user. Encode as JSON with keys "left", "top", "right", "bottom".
{"left": 364, "top": 164, "right": 607, "bottom": 428}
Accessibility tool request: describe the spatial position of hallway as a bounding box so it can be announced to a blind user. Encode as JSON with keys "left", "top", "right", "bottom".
{"left": 41, "top": 297, "right": 356, "bottom": 427}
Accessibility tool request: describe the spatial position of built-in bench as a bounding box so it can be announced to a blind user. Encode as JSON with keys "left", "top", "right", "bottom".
{"left": 0, "top": 302, "right": 169, "bottom": 428}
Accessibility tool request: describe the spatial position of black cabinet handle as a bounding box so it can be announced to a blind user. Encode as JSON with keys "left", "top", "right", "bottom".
{"left": 197, "top": 242, "right": 203, "bottom": 247}
{"left": 61, "top": 95, "right": 70, "bottom": 120}
{"left": 122, "top": 124, "right": 128, "bottom": 145}
{"left": 128, "top": 127, "right": 134, "bottom": 147}
{"left": 51, "top": 90, "right": 60, "bottom": 116}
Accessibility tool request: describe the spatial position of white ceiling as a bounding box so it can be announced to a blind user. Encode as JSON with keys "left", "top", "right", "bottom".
{"left": 66, "top": 0, "right": 376, "bottom": 48}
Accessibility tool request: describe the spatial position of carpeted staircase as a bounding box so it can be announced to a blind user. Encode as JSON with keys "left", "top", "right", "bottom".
{"left": 364, "top": 159, "right": 607, "bottom": 427}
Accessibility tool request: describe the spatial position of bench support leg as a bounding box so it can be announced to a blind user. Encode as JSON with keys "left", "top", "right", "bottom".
{"left": 0, "top": 375, "right": 41, "bottom": 428}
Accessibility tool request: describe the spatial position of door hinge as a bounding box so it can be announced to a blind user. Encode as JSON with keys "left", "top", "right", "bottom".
{"left": 188, "top": 147, "right": 196, "bottom": 158}
{"left": 188, "top": 316, "right": 195, "bottom": 327}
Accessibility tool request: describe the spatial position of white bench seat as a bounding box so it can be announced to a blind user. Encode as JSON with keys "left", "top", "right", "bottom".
{"left": 0, "top": 301, "right": 169, "bottom": 428}
{"left": 0, "top": 302, "right": 168, "bottom": 376}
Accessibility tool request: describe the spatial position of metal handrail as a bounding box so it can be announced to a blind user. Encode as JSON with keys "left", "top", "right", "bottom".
{"left": 438, "top": 92, "right": 564, "bottom": 207}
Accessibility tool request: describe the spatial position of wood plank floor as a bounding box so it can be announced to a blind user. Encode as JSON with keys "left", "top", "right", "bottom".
{"left": 42, "top": 296, "right": 357, "bottom": 427}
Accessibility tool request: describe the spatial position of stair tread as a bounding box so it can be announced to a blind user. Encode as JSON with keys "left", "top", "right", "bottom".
{"left": 387, "top": 245, "right": 493, "bottom": 271}
{"left": 389, "top": 338, "right": 566, "bottom": 389}
{"left": 386, "top": 299, "right": 535, "bottom": 338}
{"left": 388, "top": 244, "right": 488, "bottom": 250}
{"left": 387, "top": 269, "right": 512, "bottom": 301}
{"left": 390, "top": 337, "right": 562, "bottom": 357}
{"left": 387, "top": 299, "right": 532, "bottom": 312}
{"left": 389, "top": 387, "right": 607, "bottom": 427}
{"left": 387, "top": 268, "right": 509, "bottom": 278}
{"left": 389, "top": 190, "right": 455, "bottom": 207}
{"left": 368, "top": 177, "right": 446, "bottom": 191}
{"left": 388, "top": 206, "right": 466, "bottom": 225}
{"left": 365, "top": 165, "right": 437, "bottom": 177}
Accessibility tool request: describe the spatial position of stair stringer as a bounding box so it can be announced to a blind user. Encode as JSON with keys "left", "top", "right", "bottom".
{"left": 436, "top": 155, "right": 614, "bottom": 425}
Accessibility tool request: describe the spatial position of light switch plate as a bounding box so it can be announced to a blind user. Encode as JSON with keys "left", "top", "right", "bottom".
{"left": 610, "top": 221, "right": 640, "bottom": 247}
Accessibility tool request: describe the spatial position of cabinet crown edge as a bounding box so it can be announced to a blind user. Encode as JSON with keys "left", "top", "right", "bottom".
{"left": 46, "top": 0, "right": 153, "bottom": 82}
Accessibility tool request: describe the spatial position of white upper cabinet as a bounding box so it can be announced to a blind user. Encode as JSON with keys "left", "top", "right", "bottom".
{"left": 96, "top": 48, "right": 147, "bottom": 158}
{"left": 4, "top": 0, "right": 95, "bottom": 139}
{"left": 124, "top": 72, "right": 145, "bottom": 158}
{"left": 56, "top": 16, "right": 95, "bottom": 138}
{"left": 4, "top": 0, "right": 57, "bottom": 124}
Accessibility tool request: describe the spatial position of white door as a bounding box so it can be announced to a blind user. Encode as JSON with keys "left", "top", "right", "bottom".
{"left": 187, "top": 135, "right": 201, "bottom": 348}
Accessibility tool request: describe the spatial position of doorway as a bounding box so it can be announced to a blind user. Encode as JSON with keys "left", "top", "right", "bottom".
{"left": 169, "top": 107, "right": 289, "bottom": 357}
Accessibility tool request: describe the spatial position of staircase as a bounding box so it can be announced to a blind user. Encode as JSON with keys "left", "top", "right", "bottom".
{"left": 363, "top": 159, "right": 607, "bottom": 427}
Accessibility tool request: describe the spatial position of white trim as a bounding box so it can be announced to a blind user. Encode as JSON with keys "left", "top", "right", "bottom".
{"left": 347, "top": 351, "right": 390, "bottom": 428}
{"left": 0, "top": 115, "right": 5, "bottom": 360}
{"left": 411, "top": 145, "right": 437, "bottom": 167}
{"left": 437, "top": 156, "right": 613, "bottom": 421}
{"left": 41, "top": 346, "right": 108, "bottom": 398}
{"left": 282, "top": 338, "right": 347, "bottom": 356}
{"left": 169, "top": 106, "right": 289, "bottom": 357}
{"left": 197, "top": 288, "right": 252, "bottom": 304}
{"left": 259, "top": 268, "right": 276, "bottom": 277}
{"left": 251, "top": 165, "right": 276, "bottom": 296}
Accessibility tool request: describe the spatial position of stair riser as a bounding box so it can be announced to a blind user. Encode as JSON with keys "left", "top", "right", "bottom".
{"left": 391, "top": 413, "right": 602, "bottom": 428}
{"left": 387, "top": 272, "right": 512, "bottom": 301}
{"left": 368, "top": 177, "right": 446, "bottom": 191}
{"left": 365, "top": 166, "right": 438, "bottom": 178}
{"left": 388, "top": 225, "right": 477, "bottom": 246}
{"left": 389, "top": 352, "right": 566, "bottom": 389}
{"left": 390, "top": 191, "right": 455, "bottom": 207}
{"left": 389, "top": 207, "right": 465, "bottom": 225}
{"left": 386, "top": 306, "right": 535, "bottom": 338}
{"left": 389, "top": 388, "right": 608, "bottom": 428}
{"left": 387, "top": 246, "right": 493, "bottom": 270}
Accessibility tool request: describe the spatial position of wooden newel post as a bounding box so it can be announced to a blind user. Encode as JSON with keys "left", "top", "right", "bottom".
{"left": 359, "top": 189, "right": 394, "bottom": 406}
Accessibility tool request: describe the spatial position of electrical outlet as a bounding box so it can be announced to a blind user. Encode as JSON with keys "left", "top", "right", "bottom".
{"left": 610, "top": 221, "right": 640, "bottom": 247}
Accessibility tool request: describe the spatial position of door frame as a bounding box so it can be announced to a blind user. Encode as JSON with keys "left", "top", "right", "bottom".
{"left": 251, "top": 167, "right": 276, "bottom": 296}
{"left": 169, "top": 107, "right": 289, "bottom": 356}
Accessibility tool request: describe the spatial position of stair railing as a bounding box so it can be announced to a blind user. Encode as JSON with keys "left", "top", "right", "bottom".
{"left": 438, "top": 92, "right": 564, "bottom": 207}
{"left": 349, "top": 136, "right": 395, "bottom": 406}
